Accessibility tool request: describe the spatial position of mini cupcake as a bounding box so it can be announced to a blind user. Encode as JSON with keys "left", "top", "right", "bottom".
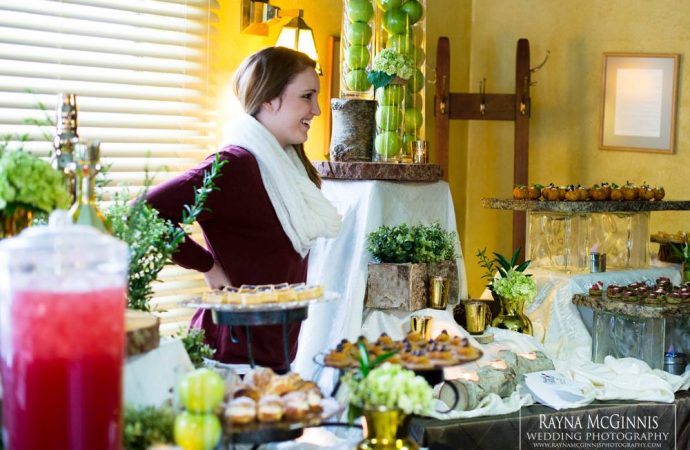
{"left": 576, "top": 185, "right": 589, "bottom": 201}
{"left": 542, "top": 183, "right": 560, "bottom": 201}
{"left": 621, "top": 181, "right": 638, "bottom": 201}
{"left": 653, "top": 186, "right": 665, "bottom": 201}
{"left": 564, "top": 185, "right": 579, "bottom": 201}
{"left": 528, "top": 184, "right": 543, "bottom": 200}
{"left": 666, "top": 291, "right": 683, "bottom": 304}
{"left": 589, "top": 184, "right": 608, "bottom": 201}
{"left": 610, "top": 183, "right": 623, "bottom": 201}
{"left": 639, "top": 183, "right": 655, "bottom": 201}
{"left": 620, "top": 290, "right": 638, "bottom": 302}
{"left": 513, "top": 185, "right": 528, "bottom": 200}
{"left": 589, "top": 281, "right": 604, "bottom": 296}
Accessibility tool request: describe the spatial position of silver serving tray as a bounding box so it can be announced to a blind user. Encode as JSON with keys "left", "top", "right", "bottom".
{"left": 181, "top": 291, "right": 339, "bottom": 313}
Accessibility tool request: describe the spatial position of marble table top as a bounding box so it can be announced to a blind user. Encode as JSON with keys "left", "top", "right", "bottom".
{"left": 482, "top": 198, "right": 690, "bottom": 213}
{"left": 572, "top": 293, "right": 690, "bottom": 318}
{"left": 312, "top": 161, "right": 443, "bottom": 182}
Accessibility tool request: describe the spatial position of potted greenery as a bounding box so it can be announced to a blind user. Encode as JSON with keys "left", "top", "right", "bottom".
{"left": 0, "top": 149, "right": 71, "bottom": 238}
{"left": 474, "top": 247, "right": 536, "bottom": 335}
{"left": 476, "top": 247, "right": 531, "bottom": 318}
{"left": 366, "top": 222, "right": 458, "bottom": 311}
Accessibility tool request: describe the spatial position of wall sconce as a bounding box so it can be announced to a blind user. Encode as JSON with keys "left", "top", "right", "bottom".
{"left": 275, "top": 10, "right": 321, "bottom": 74}
{"left": 240, "top": 0, "right": 321, "bottom": 74}
{"left": 241, "top": 0, "right": 281, "bottom": 36}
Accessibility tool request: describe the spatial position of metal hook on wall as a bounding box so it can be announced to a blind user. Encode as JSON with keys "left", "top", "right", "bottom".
{"left": 520, "top": 76, "right": 530, "bottom": 116}
{"left": 439, "top": 75, "right": 448, "bottom": 115}
{"left": 479, "top": 77, "right": 487, "bottom": 116}
{"left": 531, "top": 50, "right": 550, "bottom": 73}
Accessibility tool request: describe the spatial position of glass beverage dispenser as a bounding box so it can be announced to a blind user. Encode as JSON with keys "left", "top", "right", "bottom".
{"left": 0, "top": 217, "right": 128, "bottom": 450}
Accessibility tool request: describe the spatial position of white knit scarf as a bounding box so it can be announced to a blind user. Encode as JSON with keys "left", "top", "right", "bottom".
{"left": 221, "top": 114, "right": 341, "bottom": 257}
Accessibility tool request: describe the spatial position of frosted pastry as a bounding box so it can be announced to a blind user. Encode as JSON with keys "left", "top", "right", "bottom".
{"left": 225, "top": 397, "right": 256, "bottom": 425}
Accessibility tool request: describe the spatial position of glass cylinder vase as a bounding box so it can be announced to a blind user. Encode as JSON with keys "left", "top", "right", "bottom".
{"left": 341, "top": 0, "right": 375, "bottom": 99}
{"left": 373, "top": 78, "right": 406, "bottom": 161}
{"left": 491, "top": 297, "right": 533, "bottom": 335}
{"left": 374, "top": 0, "right": 427, "bottom": 162}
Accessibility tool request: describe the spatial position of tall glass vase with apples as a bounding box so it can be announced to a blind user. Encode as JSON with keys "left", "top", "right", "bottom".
{"left": 0, "top": 218, "right": 128, "bottom": 450}
{"left": 374, "top": 0, "right": 426, "bottom": 162}
{"left": 341, "top": 0, "right": 375, "bottom": 99}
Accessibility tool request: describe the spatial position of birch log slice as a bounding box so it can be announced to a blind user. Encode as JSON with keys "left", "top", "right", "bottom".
{"left": 125, "top": 309, "right": 160, "bottom": 357}
{"left": 438, "top": 351, "right": 554, "bottom": 411}
{"left": 329, "top": 98, "right": 376, "bottom": 162}
{"left": 439, "top": 366, "right": 517, "bottom": 411}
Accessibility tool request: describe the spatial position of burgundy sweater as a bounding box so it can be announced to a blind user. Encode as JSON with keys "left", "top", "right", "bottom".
{"left": 146, "top": 146, "right": 307, "bottom": 368}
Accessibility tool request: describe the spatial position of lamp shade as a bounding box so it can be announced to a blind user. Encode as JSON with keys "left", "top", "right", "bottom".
{"left": 276, "top": 16, "right": 321, "bottom": 74}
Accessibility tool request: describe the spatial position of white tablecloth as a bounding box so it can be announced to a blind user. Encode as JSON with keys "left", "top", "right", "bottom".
{"left": 523, "top": 264, "right": 682, "bottom": 364}
{"left": 295, "top": 179, "right": 467, "bottom": 392}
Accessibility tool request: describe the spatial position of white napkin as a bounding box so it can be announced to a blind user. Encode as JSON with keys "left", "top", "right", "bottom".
{"left": 557, "top": 356, "right": 690, "bottom": 403}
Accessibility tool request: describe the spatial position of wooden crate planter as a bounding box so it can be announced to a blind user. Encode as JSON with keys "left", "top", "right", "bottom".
{"left": 366, "top": 260, "right": 460, "bottom": 311}
{"left": 366, "top": 263, "right": 428, "bottom": 311}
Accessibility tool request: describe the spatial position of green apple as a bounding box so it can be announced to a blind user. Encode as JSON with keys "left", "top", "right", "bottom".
{"left": 404, "top": 107, "right": 423, "bottom": 132}
{"left": 346, "top": 21, "right": 372, "bottom": 46}
{"left": 401, "top": 0, "right": 424, "bottom": 24}
{"left": 376, "top": 0, "right": 402, "bottom": 11}
{"left": 347, "top": 0, "right": 374, "bottom": 22}
{"left": 407, "top": 68, "right": 425, "bottom": 93}
{"left": 405, "top": 91, "right": 423, "bottom": 109}
{"left": 403, "top": 132, "right": 418, "bottom": 150}
{"left": 174, "top": 411, "right": 222, "bottom": 450}
{"left": 386, "top": 33, "right": 414, "bottom": 56}
{"left": 345, "top": 69, "right": 371, "bottom": 91}
{"left": 374, "top": 131, "right": 401, "bottom": 158}
{"left": 177, "top": 368, "right": 225, "bottom": 413}
{"left": 411, "top": 46, "right": 425, "bottom": 66}
{"left": 376, "top": 105, "right": 403, "bottom": 131}
{"left": 382, "top": 8, "right": 408, "bottom": 34}
{"left": 376, "top": 84, "right": 405, "bottom": 106}
{"left": 346, "top": 45, "right": 370, "bottom": 70}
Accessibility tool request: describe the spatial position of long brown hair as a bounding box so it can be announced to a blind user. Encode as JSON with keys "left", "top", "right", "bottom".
{"left": 233, "top": 46, "right": 322, "bottom": 188}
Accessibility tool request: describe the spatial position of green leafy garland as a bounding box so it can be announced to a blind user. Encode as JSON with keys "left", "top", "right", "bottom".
{"left": 107, "top": 154, "right": 228, "bottom": 311}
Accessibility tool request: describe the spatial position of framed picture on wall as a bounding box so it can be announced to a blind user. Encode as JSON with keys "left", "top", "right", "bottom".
{"left": 599, "top": 52, "right": 680, "bottom": 154}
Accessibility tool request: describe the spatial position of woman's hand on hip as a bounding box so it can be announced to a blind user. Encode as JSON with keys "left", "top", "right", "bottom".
{"left": 203, "top": 261, "right": 231, "bottom": 289}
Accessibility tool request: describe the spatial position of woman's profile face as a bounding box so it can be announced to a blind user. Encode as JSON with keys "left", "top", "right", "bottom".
{"left": 259, "top": 68, "right": 321, "bottom": 148}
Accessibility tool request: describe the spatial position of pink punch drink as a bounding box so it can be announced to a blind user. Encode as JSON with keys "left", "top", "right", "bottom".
{"left": 0, "top": 220, "right": 129, "bottom": 450}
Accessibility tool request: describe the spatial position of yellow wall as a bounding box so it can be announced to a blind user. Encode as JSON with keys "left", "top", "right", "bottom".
{"left": 214, "top": 0, "right": 344, "bottom": 156}
{"left": 462, "top": 0, "right": 690, "bottom": 296}
{"left": 215, "top": 1, "right": 690, "bottom": 298}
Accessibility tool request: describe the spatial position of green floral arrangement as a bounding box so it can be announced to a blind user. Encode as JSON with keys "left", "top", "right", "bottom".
{"left": 477, "top": 247, "right": 531, "bottom": 295}
{"left": 0, "top": 150, "right": 71, "bottom": 214}
{"left": 492, "top": 269, "right": 537, "bottom": 302}
{"left": 345, "top": 362, "right": 433, "bottom": 415}
{"left": 367, "top": 48, "right": 415, "bottom": 89}
{"left": 367, "top": 222, "right": 457, "bottom": 264}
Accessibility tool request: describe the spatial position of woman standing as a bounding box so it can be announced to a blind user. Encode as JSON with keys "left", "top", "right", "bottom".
{"left": 146, "top": 47, "right": 340, "bottom": 369}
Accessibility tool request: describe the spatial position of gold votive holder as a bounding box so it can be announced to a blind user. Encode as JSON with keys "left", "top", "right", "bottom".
{"left": 428, "top": 276, "right": 449, "bottom": 310}
{"left": 464, "top": 300, "right": 489, "bottom": 335}
{"left": 412, "top": 140, "right": 428, "bottom": 164}
{"left": 410, "top": 315, "right": 433, "bottom": 340}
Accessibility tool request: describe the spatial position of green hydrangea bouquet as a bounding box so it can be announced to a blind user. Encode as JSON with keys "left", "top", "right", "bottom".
{"left": 492, "top": 269, "right": 537, "bottom": 302}
{"left": 0, "top": 150, "right": 71, "bottom": 214}
{"left": 346, "top": 362, "right": 433, "bottom": 415}
{"left": 367, "top": 48, "right": 415, "bottom": 89}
